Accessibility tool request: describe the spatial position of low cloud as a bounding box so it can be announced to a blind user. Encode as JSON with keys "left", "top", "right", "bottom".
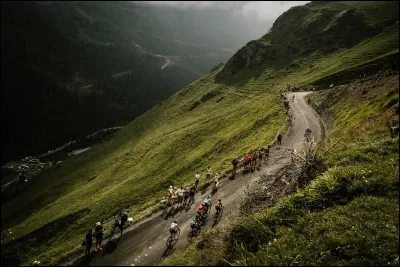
{"left": 139, "top": 1, "right": 310, "bottom": 21}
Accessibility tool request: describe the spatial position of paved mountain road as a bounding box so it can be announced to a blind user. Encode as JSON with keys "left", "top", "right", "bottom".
{"left": 71, "top": 91, "right": 326, "bottom": 266}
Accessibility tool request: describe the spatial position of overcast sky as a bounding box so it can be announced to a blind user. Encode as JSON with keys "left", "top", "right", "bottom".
{"left": 140, "top": 1, "right": 310, "bottom": 22}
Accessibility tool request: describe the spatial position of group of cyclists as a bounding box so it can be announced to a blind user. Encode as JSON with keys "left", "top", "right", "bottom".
{"left": 169, "top": 195, "right": 223, "bottom": 240}
{"left": 167, "top": 141, "right": 280, "bottom": 240}
{"left": 79, "top": 88, "right": 303, "bottom": 257}
{"left": 231, "top": 144, "right": 271, "bottom": 174}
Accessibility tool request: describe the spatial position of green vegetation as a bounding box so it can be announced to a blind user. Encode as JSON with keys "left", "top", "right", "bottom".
{"left": 217, "top": 1, "right": 398, "bottom": 79}
{"left": 162, "top": 67, "right": 399, "bottom": 267}
{"left": 161, "top": 1, "right": 399, "bottom": 266}
{"left": 1, "top": 63, "right": 287, "bottom": 265}
{"left": 1, "top": 1, "right": 399, "bottom": 266}
{"left": 230, "top": 74, "right": 399, "bottom": 266}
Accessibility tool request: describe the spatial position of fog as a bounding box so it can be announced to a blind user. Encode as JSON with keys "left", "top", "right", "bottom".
{"left": 139, "top": 1, "right": 310, "bottom": 22}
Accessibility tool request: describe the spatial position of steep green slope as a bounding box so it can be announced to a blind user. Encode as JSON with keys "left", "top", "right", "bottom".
{"left": 228, "top": 73, "right": 399, "bottom": 266}
{"left": 0, "top": 63, "right": 289, "bottom": 266}
{"left": 161, "top": 2, "right": 399, "bottom": 266}
{"left": 216, "top": 1, "right": 398, "bottom": 79}
{"left": 1, "top": 1, "right": 398, "bottom": 265}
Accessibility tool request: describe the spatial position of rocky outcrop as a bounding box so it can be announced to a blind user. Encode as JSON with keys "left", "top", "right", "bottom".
{"left": 216, "top": 40, "right": 276, "bottom": 79}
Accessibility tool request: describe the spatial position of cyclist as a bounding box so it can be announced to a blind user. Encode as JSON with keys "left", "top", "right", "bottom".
{"left": 197, "top": 204, "right": 207, "bottom": 224}
{"left": 190, "top": 216, "right": 201, "bottom": 231}
{"left": 197, "top": 206, "right": 207, "bottom": 225}
{"left": 215, "top": 199, "right": 222, "bottom": 215}
{"left": 197, "top": 204, "right": 205, "bottom": 217}
{"left": 203, "top": 195, "right": 212, "bottom": 211}
{"left": 170, "top": 220, "right": 180, "bottom": 235}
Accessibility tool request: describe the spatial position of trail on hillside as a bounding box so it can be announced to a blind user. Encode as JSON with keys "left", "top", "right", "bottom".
{"left": 70, "top": 92, "right": 326, "bottom": 266}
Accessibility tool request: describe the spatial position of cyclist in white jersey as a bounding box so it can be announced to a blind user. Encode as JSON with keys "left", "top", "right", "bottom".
{"left": 170, "top": 220, "right": 180, "bottom": 234}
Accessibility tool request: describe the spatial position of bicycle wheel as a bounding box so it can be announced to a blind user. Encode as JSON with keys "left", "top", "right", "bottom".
{"left": 166, "top": 235, "right": 173, "bottom": 248}
{"left": 175, "top": 229, "right": 180, "bottom": 241}
{"left": 219, "top": 206, "right": 224, "bottom": 219}
{"left": 215, "top": 207, "right": 224, "bottom": 221}
{"left": 214, "top": 209, "right": 219, "bottom": 220}
{"left": 188, "top": 229, "right": 194, "bottom": 242}
{"left": 201, "top": 216, "right": 207, "bottom": 226}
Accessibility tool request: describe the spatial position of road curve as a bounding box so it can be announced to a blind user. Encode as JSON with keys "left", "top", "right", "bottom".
{"left": 71, "top": 92, "right": 325, "bottom": 266}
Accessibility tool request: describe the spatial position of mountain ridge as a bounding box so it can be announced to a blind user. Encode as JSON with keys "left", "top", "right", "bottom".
{"left": 1, "top": 1, "right": 398, "bottom": 265}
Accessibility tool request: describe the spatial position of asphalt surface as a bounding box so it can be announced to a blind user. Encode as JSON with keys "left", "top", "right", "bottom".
{"left": 71, "top": 91, "right": 325, "bottom": 266}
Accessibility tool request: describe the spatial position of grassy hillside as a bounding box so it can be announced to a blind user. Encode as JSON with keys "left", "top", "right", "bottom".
{"left": 1, "top": 1, "right": 398, "bottom": 265}
{"left": 232, "top": 72, "right": 399, "bottom": 266}
{"left": 216, "top": 1, "right": 398, "bottom": 79}
{"left": 162, "top": 51, "right": 399, "bottom": 267}
{"left": 1, "top": 59, "right": 288, "bottom": 266}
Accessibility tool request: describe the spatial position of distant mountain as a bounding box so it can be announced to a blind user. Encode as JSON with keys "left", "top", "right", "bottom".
{"left": 1, "top": 1, "right": 270, "bottom": 164}
{"left": 217, "top": 0, "right": 399, "bottom": 79}
{"left": 1, "top": 1, "right": 398, "bottom": 266}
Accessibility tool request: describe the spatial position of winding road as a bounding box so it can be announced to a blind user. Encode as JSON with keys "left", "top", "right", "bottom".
{"left": 71, "top": 92, "right": 326, "bottom": 266}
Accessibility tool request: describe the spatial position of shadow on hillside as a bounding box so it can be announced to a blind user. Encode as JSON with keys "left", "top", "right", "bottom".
{"left": 311, "top": 52, "right": 399, "bottom": 88}
{"left": 1, "top": 209, "right": 91, "bottom": 266}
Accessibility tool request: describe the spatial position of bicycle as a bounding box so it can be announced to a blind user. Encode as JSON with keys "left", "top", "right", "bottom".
{"left": 214, "top": 205, "right": 224, "bottom": 222}
{"left": 206, "top": 204, "right": 212, "bottom": 215}
{"left": 166, "top": 229, "right": 180, "bottom": 248}
{"left": 188, "top": 225, "right": 201, "bottom": 242}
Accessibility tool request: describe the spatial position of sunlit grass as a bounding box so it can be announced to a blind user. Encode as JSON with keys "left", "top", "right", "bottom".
{"left": 161, "top": 57, "right": 399, "bottom": 267}
{"left": 1, "top": 2, "right": 399, "bottom": 265}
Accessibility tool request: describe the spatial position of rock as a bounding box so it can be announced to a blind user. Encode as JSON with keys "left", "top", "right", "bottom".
{"left": 216, "top": 40, "right": 276, "bottom": 79}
